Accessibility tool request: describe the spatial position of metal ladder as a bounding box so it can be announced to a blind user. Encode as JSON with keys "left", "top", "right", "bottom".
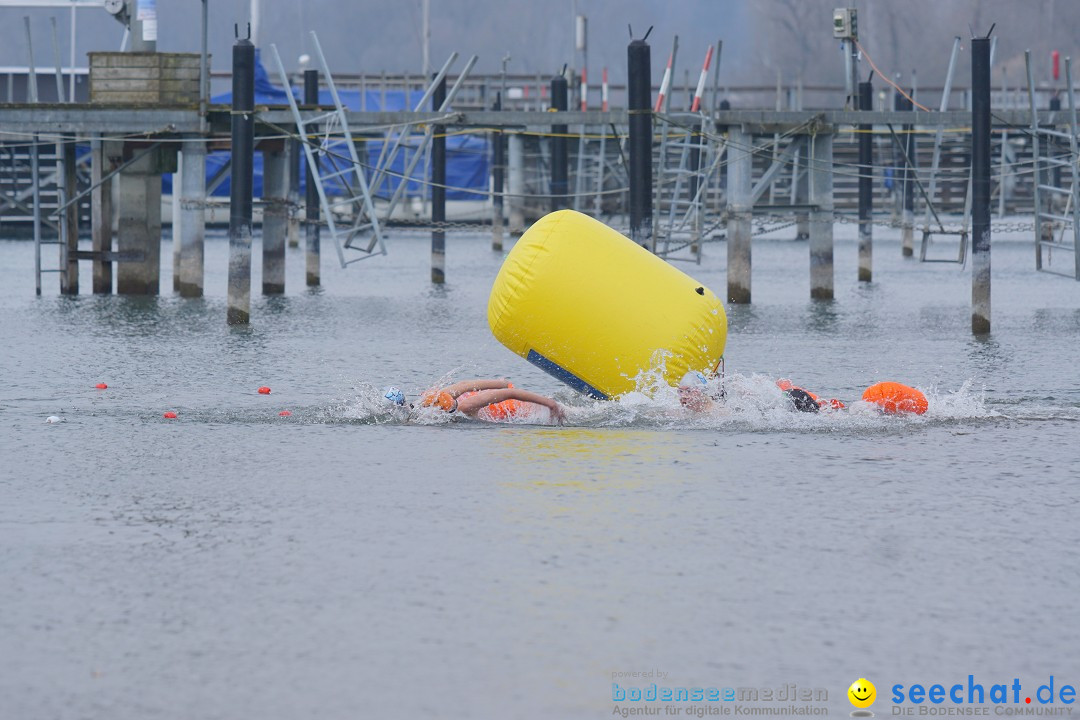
{"left": 1027, "top": 50, "right": 1080, "bottom": 279}
{"left": 270, "top": 34, "right": 385, "bottom": 267}
{"left": 918, "top": 36, "right": 971, "bottom": 263}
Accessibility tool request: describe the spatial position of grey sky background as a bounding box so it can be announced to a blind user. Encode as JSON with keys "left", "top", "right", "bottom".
{"left": 1, "top": 1, "right": 1075, "bottom": 93}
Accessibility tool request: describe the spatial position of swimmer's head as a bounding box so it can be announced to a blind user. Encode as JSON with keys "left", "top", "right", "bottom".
{"left": 421, "top": 390, "right": 457, "bottom": 413}
{"left": 677, "top": 371, "right": 711, "bottom": 411}
{"left": 383, "top": 386, "right": 406, "bottom": 406}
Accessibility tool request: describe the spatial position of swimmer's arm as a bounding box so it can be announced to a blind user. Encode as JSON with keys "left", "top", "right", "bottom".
{"left": 455, "top": 388, "right": 566, "bottom": 424}
{"left": 441, "top": 379, "right": 511, "bottom": 398}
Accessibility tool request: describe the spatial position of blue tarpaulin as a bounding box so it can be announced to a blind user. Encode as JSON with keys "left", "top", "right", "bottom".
{"left": 163, "top": 50, "right": 489, "bottom": 202}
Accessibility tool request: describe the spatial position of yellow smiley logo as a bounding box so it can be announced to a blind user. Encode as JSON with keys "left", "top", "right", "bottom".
{"left": 848, "top": 678, "right": 876, "bottom": 708}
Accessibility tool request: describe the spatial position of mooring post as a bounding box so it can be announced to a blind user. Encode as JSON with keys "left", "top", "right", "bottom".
{"left": 261, "top": 144, "right": 287, "bottom": 294}
{"left": 178, "top": 136, "right": 205, "bottom": 297}
{"left": 90, "top": 136, "right": 113, "bottom": 294}
{"left": 857, "top": 80, "right": 873, "bottom": 282}
{"left": 627, "top": 35, "right": 653, "bottom": 248}
{"left": 491, "top": 91, "right": 505, "bottom": 250}
{"left": 431, "top": 73, "right": 447, "bottom": 283}
{"left": 897, "top": 90, "right": 916, "bottom": 256}
{"left": 227, "top": 34, "right": 255, "bottom": 325}
{"left": 726, "top": 127, "right": 752, "bottom": 304}
{"left": 303, "top": 69, "right": 320, "bottom": 287}
{"left": 286, "top": 136, "right": 300, "bottom": 248}
{"left": 809, "top": 131, "right": 834, "bottom": 300}
{"left": 794, "top": 145, "right": 809, "bottom": 241}
{"left": 971, "top": 36, "right": 992, "bottom": 335}
{"left": 550, "top": 73, "right": 569, "bottom": 212}
{"left": 507, "top": 132, "right": 525, "bottom": 233}
{"left": 61, "top": 142, "right": 78, "bottom": 295}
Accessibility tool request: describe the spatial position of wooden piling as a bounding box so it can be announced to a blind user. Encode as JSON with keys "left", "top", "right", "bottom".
{"left": 91, "top": 136, "right": 113, "bottom": 294}
{"left": 261, "top": 144, "right": 287, "bottom": 294}
{"left": 971, "top": 36, "right": 992, "bottom": 335}
{"left": 178, "top": 136, "right": 205, "bottom": 298}
{"left": 227, "top": 37, "right": 255, "bottom": 324}
{"left": 809, "top": 132, "right": 834, "bottom": 300}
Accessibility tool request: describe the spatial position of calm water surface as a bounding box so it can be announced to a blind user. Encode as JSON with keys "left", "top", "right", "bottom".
{"left": 2, "top": 224, "right": 1079, "bottom": 719}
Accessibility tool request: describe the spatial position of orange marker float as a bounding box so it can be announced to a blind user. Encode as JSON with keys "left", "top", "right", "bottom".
{"left": 163, "top": 411, "right": 178, "bottom": 419}
{"left": 862, "top": 381, "right": 928, "bottom": 415}
{"left": 257, "top": 386, "right": 271, "bottom": 395}
{"left": 95, "top": 382, "right": 108, "bottom": 389}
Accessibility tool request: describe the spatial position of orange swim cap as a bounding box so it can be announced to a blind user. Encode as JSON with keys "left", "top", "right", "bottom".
{"left": 421, "top": 389, "right": 457, "bottom": 412}
{"left": 862, "top": 381, "right": 928, "bottom": 415}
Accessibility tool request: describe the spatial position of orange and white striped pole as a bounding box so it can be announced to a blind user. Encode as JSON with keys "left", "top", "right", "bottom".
{"left": 601, "top": 67, "right": 609, "bottom": 111}
{"left": 690, "top": 45, "right": 714, "bottom": 113}
{"left": 580, "top": 67, "right": 588, "bottom": 111}
{"left": 654, "top": 50, "right": 673, "bottom": 113}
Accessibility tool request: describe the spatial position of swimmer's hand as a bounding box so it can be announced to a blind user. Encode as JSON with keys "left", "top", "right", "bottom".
{"left": 547, "top": 402, "right": 566, "bottom": 425}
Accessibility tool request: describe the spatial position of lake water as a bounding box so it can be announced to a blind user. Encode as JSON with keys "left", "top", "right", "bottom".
{"left": 2, "top": 221, "right": 1079, "bottom": 719}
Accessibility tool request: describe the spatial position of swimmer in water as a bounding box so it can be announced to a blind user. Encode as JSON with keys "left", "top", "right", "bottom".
{"left": 776, "top": 379, "right": 927, "bottom": 415}
{"left": 675, "top": 371, "right": 724, "bottom": 412}
{"left": 384, "top": 379, "right": 567, "bottom": 424}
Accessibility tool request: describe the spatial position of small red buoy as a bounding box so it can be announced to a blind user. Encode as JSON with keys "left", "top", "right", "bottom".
{"left": 279, "top": 410, "right": 292, "bottom": 417}
{"left": 257, "top": 386, "right": 271, "bottom": 395}
{"left": 95, "top": 382, "right": 108, "bottom": 389}
{"left": 163, "top": 411, "right": 178, "bottom": 419}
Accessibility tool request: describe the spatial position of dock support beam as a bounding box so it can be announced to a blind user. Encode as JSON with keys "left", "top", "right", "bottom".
{"left": 491, "top": 92, "right": 504, "bottom": 251}
{"left": 809, "top": 132, "right": 834, "bottom": 300}
{"left": 857, "top": 80, "right": 873, "bottom": 282}
{"left": 303, "top": 69, "right": 320, "bottom": 287}
{"left": 627, "top": 35, "right": 653, "bottom": 248}
{"left": 262, "top": 144, "right": 287, "bottom": 294}
{"left": 971, "top": 36, "right": 992, "bottom": 335}
{"left": 431, "top": 73, "right": 447, "bottom": 284}
{"left": 507, "top": 132, "right": 525, "bottom": 233}
{"left": 61, "top": 142, "right": 78, "bottom": 295}
{"left": 178, "top": 136, "right": 205, "bottom": 297}
{"left": 227, "top": 36, "right": 255, "bottom": 324}
{"left": 116, "top": 150, "right": 161, "bottom": 295}
{"left": 286, "top": 137, "right": 300, "bottom": 248}
{"left": 726, "top": 127, "right": 752, "bottom": 304}
{"left": 550, "top": 73, "right": 569, "bottom": 212}
{"left": 91, "top": 136, "right": 113, "bottom": 294}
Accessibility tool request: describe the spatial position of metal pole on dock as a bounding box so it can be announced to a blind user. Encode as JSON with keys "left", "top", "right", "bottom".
{"left": 227, "top": 34, "right": 255, "bottom": 325}
{"left": 262, "top": 145, "right": 287, "bottom": 294}
{"left": 178, "top": 137, "right": 205, "bottom": 297}
{"left": 897, "top": 90, "right": 916, "bottom": 256}
{"left": 550, "top": 72, "right": 568, "bottom": 212}
{"left": 857, "top": 80, "right": 873, "bottom": 282}
{"left": 809, "top": 132, "right": 835, "bottom": 300}
{"left": 303, "top": 69, "right": 320, "bottom": 287}
{"left": 507, "top": 132, "right": 525, "bottom": 233}
{"left": 971, "top": 35, "right": 992, "bottom": 335}
{"left": 91, "top": 136, "right": 113, "bottom": 294}
{"left": 32, "top": 136, "right": 41, "bottom": 296}
{"left": 627, "top": 34, "right": 653, "bottom": 248}
{"left": 726, "top": 127, "right": 752, "bottom": 304}
{"left": 431, "top": 74, "right": 447, "bottom": 284}
{"left": 491, "top": 91, "right": 504, "bottom": 251}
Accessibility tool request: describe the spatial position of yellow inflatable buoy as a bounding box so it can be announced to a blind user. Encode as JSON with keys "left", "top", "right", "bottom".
{"left": 487, "top": 210, "right": 727, "bottom": 399}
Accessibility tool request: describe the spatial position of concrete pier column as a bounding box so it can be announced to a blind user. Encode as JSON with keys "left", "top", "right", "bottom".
{"left": 304, "top": 69, "right": 320, "bottom": 287}
{"left": 857, "top": 81, "right": 873, "bottom": 282}
{"left": 91, "top": 136, "right": 113, "bottom": 294}
{"left": 491, "top": 92, "right": 504, "bottom": 251}
{"left": 726, "top": 127, "right": 752, "bottom": 304}
{"left": 507, "top": 132, "right": 525, "bottom": 233}
{"left": 971, "top": 36, "right": 992, "bottom": 335}
{"left": 116, "top": 150, "right": 161, "bottom": 295}
{"left": 809, "top": 132, "right": 834, "bottom": 300}
{"left": 227, "top": 37, "right": 255, "bottom": 324}
{"left": 172, "top": 154, "right": 182, "bottom": 291}
{"left": 261, "top": 144, "right": 287, "bottom": 294}
{"left": 178, "top": 136, "right": 205, "bottom": 298}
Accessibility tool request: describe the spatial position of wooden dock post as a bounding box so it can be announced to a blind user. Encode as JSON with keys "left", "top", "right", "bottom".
{"left": 809, "top": 131, "right": 834, "bottom": 300}
{"left": 261, "top": 144, "right": 287, "bottom": 294}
